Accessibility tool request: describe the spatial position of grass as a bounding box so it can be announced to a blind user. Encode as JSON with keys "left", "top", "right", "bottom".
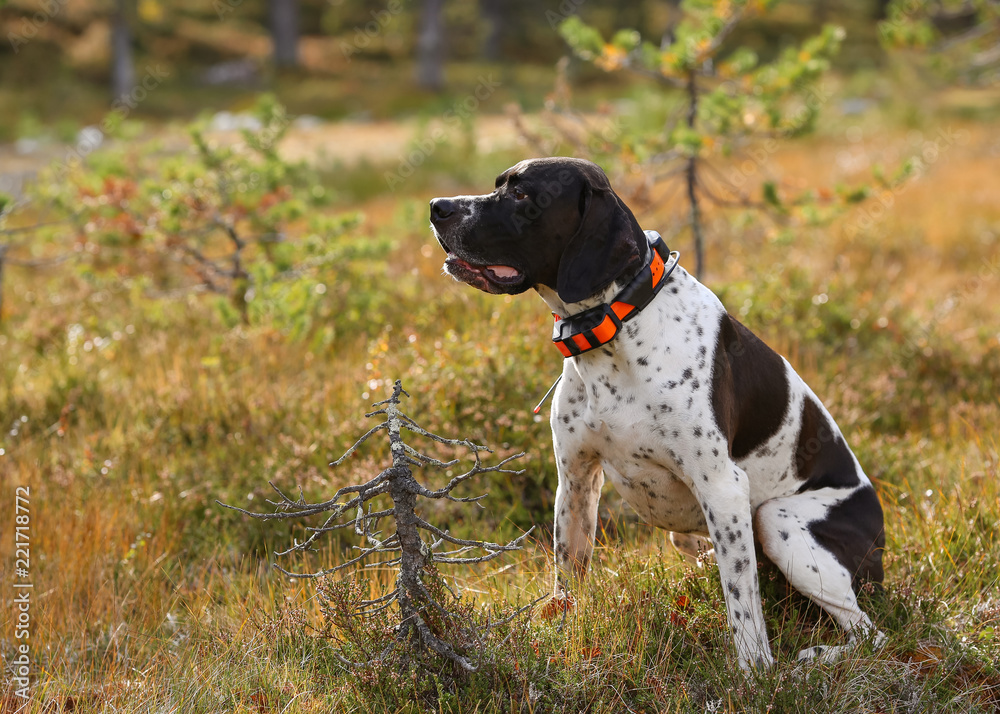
{"left": 2, "top": 82, "right": 1000, "bottom": 712}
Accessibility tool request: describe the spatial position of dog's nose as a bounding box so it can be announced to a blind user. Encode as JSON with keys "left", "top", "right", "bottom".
{"left": 430, "top": 198, "right": 456, "bottom": 223}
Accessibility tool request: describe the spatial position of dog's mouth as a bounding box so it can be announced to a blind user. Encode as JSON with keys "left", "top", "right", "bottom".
{"left": 444, "top": 254, "right": 524, "bottom": 293}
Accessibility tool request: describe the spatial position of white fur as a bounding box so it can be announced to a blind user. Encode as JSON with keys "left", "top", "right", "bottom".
{"left": 540, "top": 264, "right": 883, "bottom": 669}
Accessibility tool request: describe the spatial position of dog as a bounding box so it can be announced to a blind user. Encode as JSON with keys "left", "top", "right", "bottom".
{"left": 429, "top": 157, "right": 885, "bottom": 669}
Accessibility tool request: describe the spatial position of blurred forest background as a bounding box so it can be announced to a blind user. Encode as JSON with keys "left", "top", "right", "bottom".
{"left": 2, "top": 0, "right": 1000, "bottom": 712}
{"left": 0, "top": 0, "right": 990, "bottom": 141}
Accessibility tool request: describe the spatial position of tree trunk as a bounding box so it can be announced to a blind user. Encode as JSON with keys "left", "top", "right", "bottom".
{"left": 269, "top": 0, "right": 300, "bottom": 69}
{"left": 111, "top": 0, "right": 135, "bottom": 101}
{"left": 480, "top": 0, "right": 503, "bottom": 62}
{"left": 685, "top": 69, "right": 705, "bottom": 281}
{"left": 416, "top": 0, "right": 445, "bottom": 91}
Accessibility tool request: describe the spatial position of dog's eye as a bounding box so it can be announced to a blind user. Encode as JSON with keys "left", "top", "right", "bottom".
{"left": 511, "top": 188, "right": 528, "bottom": 201}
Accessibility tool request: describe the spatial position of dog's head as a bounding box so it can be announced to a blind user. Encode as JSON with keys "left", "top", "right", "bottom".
{"left": 429, "top": 157, "right": 647, "bottom": 304}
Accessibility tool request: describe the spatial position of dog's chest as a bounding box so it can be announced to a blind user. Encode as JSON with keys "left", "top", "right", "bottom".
{"left": 570, "top": 359, "right": 709, "bottom": 528}
{"left": 560, "top": 293, "right": 720, "bottom": 531}
{"left": 597, "top": 422, "right": 708, "bottom": 533}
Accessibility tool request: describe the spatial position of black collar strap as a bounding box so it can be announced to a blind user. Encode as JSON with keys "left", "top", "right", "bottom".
{"left": 552, "top": 231, "right": 679, "bottom": 358}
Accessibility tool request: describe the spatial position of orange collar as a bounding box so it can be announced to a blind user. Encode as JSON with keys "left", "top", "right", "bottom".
{"left": 552, "top": 232, "right": 678, "bottom": 358}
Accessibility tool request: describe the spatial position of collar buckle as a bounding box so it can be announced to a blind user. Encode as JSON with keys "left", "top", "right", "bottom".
{"left": 551, "top": 231, "right": 678, "bottom": 359}
{"left": 552, "top": 304, "right": 623, "bottom": 358}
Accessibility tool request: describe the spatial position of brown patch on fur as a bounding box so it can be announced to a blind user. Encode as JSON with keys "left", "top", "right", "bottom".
{"left": 710, "top": 313, "right": 790, "bottom": 460}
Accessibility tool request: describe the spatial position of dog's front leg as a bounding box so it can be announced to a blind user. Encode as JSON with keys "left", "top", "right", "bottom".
{"left": 695, "top": 461, "right": 773, "bottom": 670}
{"left": 552, "top": 452, "right": 604, "bottom": 596}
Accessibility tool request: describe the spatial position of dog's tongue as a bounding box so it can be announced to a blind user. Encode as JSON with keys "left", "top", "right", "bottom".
{"left": 486, "top": 265, "right": 519, "bottom": 279}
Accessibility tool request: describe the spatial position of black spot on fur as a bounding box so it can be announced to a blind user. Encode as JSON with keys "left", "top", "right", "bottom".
{"left": 794, "top": 396, "right": 862, "bottom": 492}
{"left": 808, "top": 486, "right": 885, "bottom": 591}
{"left": 710, "top": 313, "right": 790, "bottom": 460}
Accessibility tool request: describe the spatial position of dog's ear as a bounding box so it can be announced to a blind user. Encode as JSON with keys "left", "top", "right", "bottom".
{"left": 556, "top": 164, "right": 647, "bottom": 304}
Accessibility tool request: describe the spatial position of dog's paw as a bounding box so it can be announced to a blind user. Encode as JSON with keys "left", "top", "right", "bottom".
{"left": 796, "top": 629, "right": 887, "bottom": 665}
{"left": 538, "top": 593, "right": 575, "bottom": 621}
{"left": 796, "top": 644, "right": 836, "bottom": 663}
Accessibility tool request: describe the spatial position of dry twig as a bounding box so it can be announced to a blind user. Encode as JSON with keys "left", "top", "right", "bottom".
{"left": 219, "top": 379, "right": 535, "bottom": 671}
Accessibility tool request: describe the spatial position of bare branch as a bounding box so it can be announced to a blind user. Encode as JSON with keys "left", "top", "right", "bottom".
{"left": 416, "top": 518, "right": 534, "bottom": 554}
{"left": 273, "top": 561, "right": 339, "bottom": 580}
{"left": 330, "top": 423, "right": 389, "bottom": 466}
{"left": 356, "top": 587, "right": 401, "bottom": 608}
{"left": 402, "top": 443, "right": 460, "bottom": 468}
{"left": 415, "top": 451, "right": 525, "bottom": 500}
{"left": 225, "top": 378, "right": 529, "bottom": 672}
{"left": 410, "top": 613, "right": 478, "bottom": 672}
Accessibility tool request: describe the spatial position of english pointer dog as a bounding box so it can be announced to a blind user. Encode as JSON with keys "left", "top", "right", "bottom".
{"left": 429, "top": 157, "right": 885, "bottom": 669}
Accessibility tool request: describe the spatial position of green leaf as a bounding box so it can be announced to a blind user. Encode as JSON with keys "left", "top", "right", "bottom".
{"left": 672, "top": 127, "right": 703, "bottom": 156}
{"left": 558, "top": 16, "right": 605, "bottom": 60}
{"left": 610, "top": 29, "right": 641, "bottom": 52}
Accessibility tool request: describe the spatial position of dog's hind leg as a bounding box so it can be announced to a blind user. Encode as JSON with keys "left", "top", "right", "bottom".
{"left": 755, "top": 484, "right": 886, "bottom": 662}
